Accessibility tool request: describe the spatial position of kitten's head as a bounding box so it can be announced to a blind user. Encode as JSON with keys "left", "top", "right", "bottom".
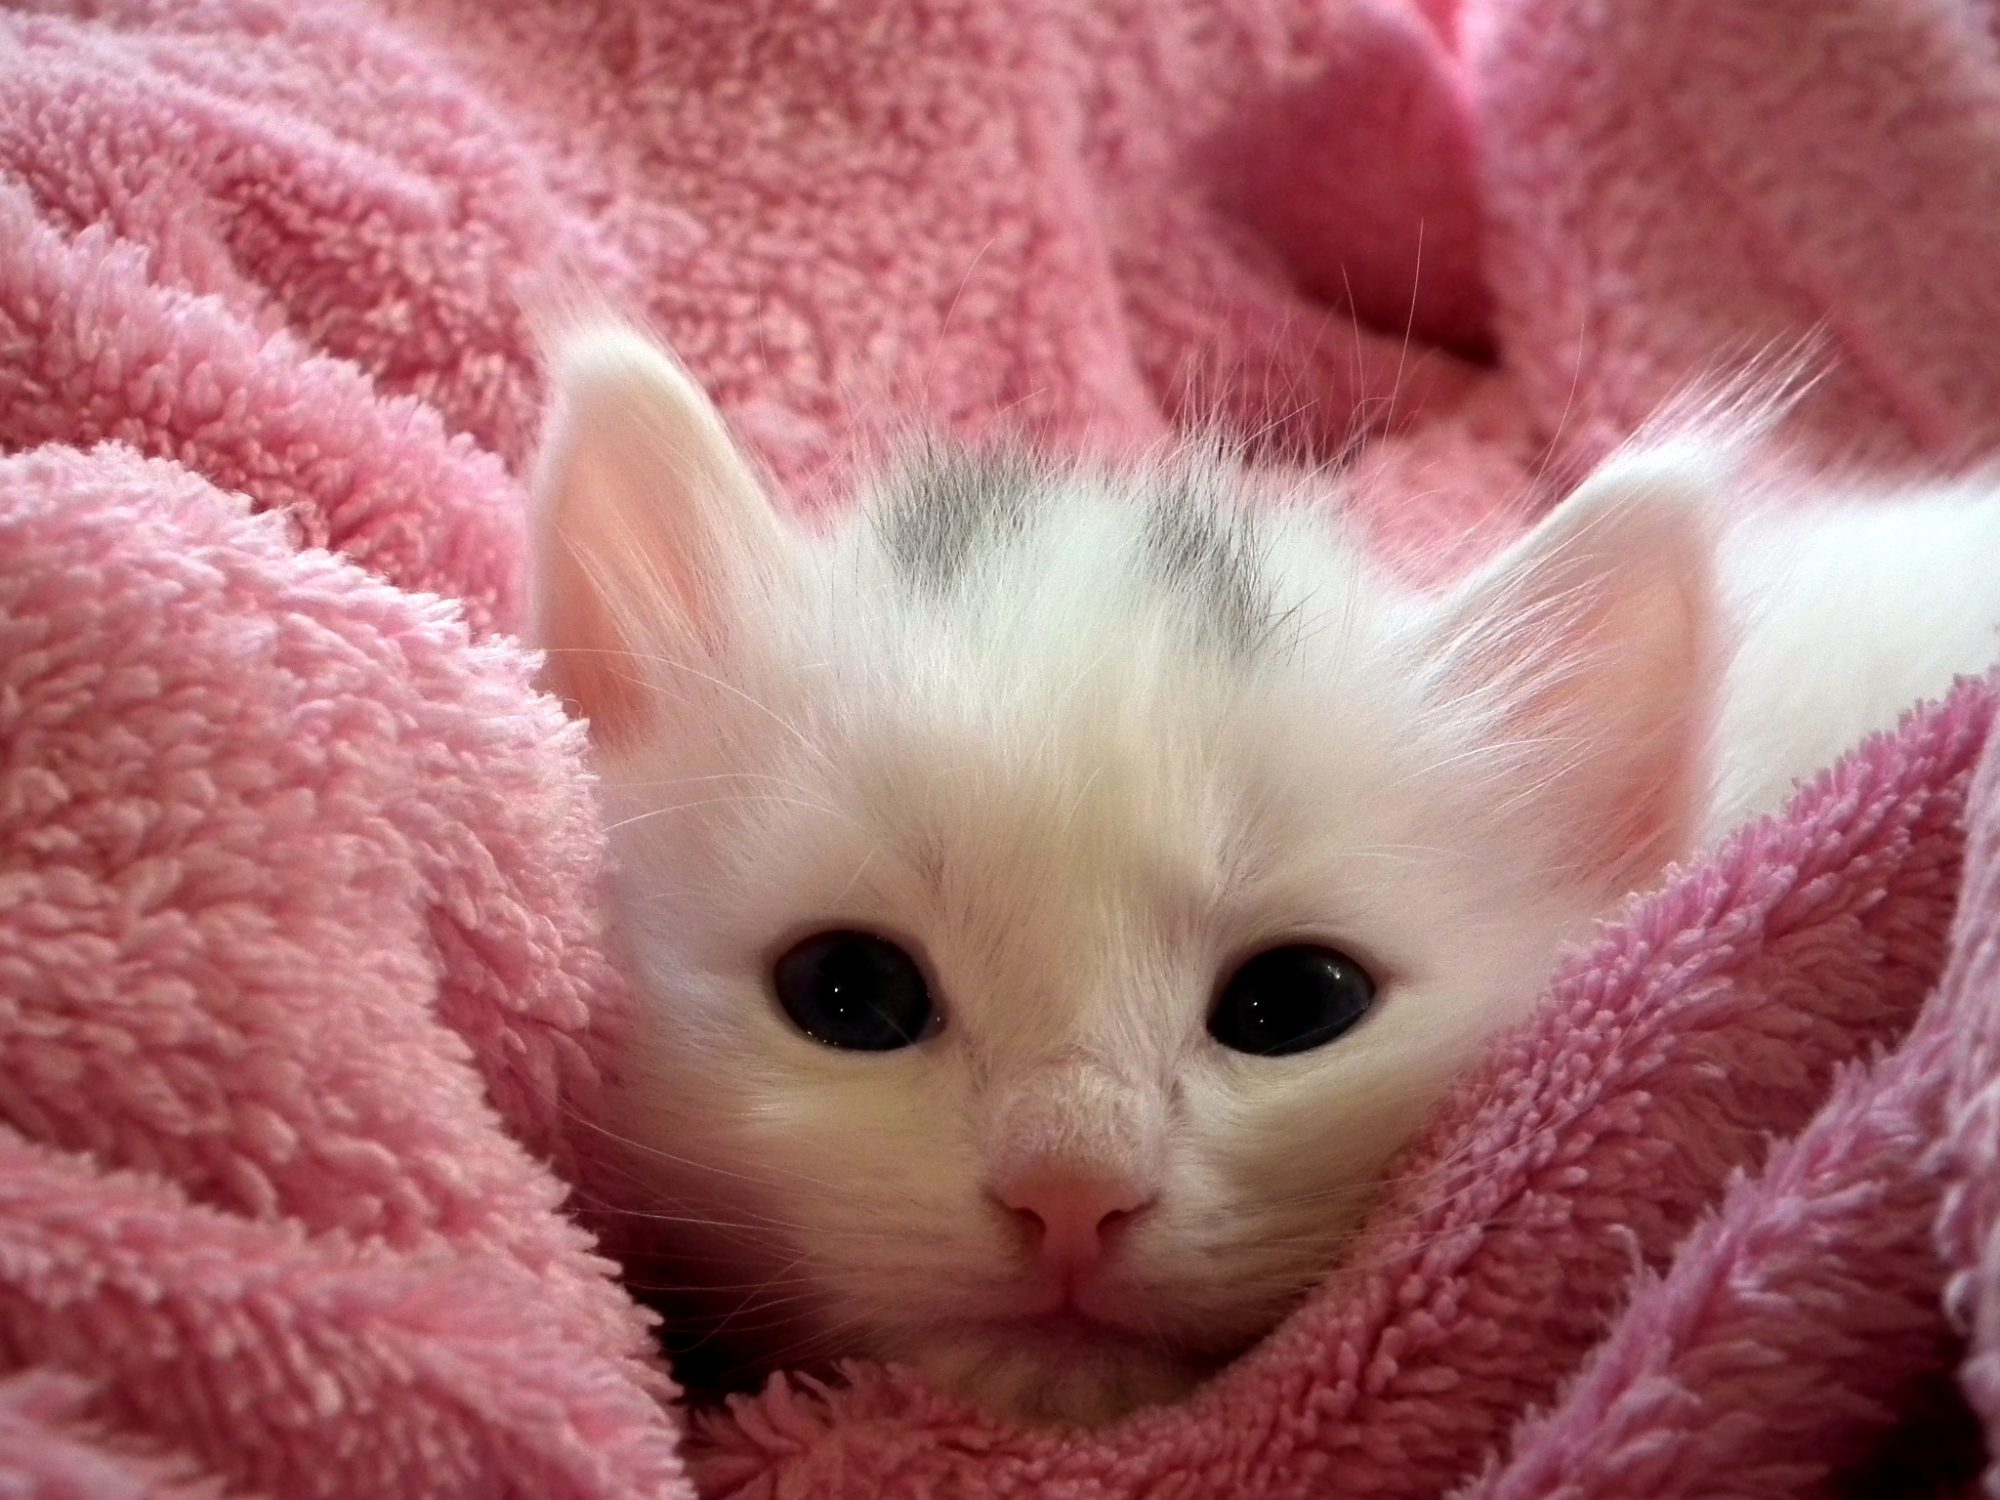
{"left": 532, "top": 328, "right": 1716, "bottom": 1426}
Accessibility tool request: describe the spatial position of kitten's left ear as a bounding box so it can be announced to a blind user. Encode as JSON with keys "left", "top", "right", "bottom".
{"left": 529, "top": 326, "right": 792, "bottom": 746}
{"left": 1422, "top": 443, "right": 1724, "bottom": 893}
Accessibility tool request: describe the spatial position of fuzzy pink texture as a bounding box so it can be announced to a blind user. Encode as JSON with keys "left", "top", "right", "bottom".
{"left": 7, "top": 1, "right": 2000, "bottom": 1497}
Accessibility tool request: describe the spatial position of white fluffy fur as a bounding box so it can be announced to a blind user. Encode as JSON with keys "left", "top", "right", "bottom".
{"left": 533, "top": 327, "right": 2000, "bottom": 1427}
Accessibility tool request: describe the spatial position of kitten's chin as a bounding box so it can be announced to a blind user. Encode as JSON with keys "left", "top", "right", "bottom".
{"left": 904, "top": 1318, "right": 1210, "bottom": 1428}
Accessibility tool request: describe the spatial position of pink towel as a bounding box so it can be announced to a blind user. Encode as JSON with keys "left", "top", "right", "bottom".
{"left": 6, "top": 1, "right": 2000, "bottom": 1496}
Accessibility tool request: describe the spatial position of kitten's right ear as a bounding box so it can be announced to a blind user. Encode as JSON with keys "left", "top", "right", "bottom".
{"left": 529, "top": 327, "right": 790, "bottom": 745}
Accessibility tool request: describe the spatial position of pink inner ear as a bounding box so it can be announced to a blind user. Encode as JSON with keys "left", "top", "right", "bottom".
{"left": 1440, "top": 482, "right": 1718, "bottom": 898}
{"left": 1513, "top": 565, "right": 1713, "bottom": 894}
{"left": 534, "top": 536, "right": 656, "bottom": 747}
{"left": 529, "top": 328, "right": 770, "bottom": 749}
{"left": 534, "top": 459, "right": 726, "bottom": 750}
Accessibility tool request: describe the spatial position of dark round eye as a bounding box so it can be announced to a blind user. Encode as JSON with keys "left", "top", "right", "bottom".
{"left": 772, "top": 931, "right": 935, "bottom": 1051}
{"left": 1208, "top": 944, "right": 1378, "bottom": 1057}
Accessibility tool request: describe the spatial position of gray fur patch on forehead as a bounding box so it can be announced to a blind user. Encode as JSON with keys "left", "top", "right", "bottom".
{"left": 1139, "top": 466, "right": 1271, "bottom": 656}
{"left": 875, "top": 441, "right": 1273, "bottom": 654}
{"left": 873, "top": 442, "right": 1045, "bottom": 595}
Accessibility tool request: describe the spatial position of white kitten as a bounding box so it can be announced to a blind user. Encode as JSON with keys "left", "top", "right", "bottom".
{"left": 532, "top": 327, "right": 2000, "bottom": 1427}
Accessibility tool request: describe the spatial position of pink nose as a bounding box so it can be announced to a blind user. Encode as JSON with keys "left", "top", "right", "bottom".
{"left": 991, "top": 1165, "right": 1154, "bottom": 1276}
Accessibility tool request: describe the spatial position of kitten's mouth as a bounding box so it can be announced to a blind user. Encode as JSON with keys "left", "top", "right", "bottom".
{"left": 920, "top": 1308, "right": 1201, "bottom": 1426}
{"left": 966, "top": 1304, "right": 1161, "bottom": 1359}
{"left": 1008, "top": 1309, "right": 1133, "bottom": 1339}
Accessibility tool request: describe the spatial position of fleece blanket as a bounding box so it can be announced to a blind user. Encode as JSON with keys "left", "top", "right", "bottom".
{"left": 8, "top": 1, "right": 2000, "bottom": 1496}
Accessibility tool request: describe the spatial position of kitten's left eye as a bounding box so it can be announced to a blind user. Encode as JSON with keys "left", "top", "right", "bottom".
{"left": 772, "top": 930, "right": 936, "bottom": 1051}
{"left": 1208, "top": 944, "right": 1378, "bottom": 1057}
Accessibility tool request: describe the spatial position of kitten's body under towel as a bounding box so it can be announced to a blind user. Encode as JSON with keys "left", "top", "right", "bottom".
{"left": 533, "top": 328, "right": 2000, "bottom": 1427}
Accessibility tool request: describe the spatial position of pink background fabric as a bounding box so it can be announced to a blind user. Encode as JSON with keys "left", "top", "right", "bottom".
{"left": 5, "top": 1, "right": 2000, "bottom": 1495}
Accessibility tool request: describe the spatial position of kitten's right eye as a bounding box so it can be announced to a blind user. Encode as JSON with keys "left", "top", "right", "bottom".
{"left": 772, "top": 931, "right": 936, "bottom": 1051}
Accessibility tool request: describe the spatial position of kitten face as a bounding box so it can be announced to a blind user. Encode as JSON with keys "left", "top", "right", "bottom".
{"left": 535, "top": 330, "right": 1711, "bottom": 1426}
